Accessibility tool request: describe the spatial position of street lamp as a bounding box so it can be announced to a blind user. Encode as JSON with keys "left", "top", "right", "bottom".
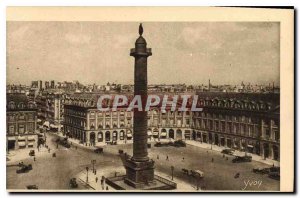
{"left": 86, "top": 166, "right": 89, "bottom": 183}
{"left": 91, "top": 160, "right": 96, "bottom": 173}
{"left": 171, "top": 166, "right": 174, "bottom": 180}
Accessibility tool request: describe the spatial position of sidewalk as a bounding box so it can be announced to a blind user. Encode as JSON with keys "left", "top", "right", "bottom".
{"left": 185, "top": 140, "right": 280, "bottom": 167}
{"left": 76, "top": 165, "right": 198, "bottom": 191}
{"left": 53, "top": 132, "right": 134, "bottom": 150}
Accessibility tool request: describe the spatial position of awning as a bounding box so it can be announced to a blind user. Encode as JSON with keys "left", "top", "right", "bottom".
{"left": 8, "top": 137, "right": 16, "bottom": 141}
{"left": 153, "top": 132, "right": 159, "bottom": 136}
{"left": 18, "top": 136, "right": 25, "bottom": 141}
{"left": 160, "top": 132, "right": 167, "bottom": 136}
{"left": 127, "top": 133, "right": 132, "bottom": 138}
{"left": 37, "top": 119, "right": 42, "bottom": 122}
{"left": 247, "top": 145, "right": 254, "bottom": 148}
{"left": 50, "top": 124, "right": 59, "bottom": 128}
{"left": 28, "top": 142, "right": 34, "bottom": 146}
{"left": 18, "top": 142, "right": 26, "bottom": 146}
{"left": 28, "top": 136, "right": 36, "bottom": 141}
{"left": 147, "top": 131, "right": 152, "bottom": 136}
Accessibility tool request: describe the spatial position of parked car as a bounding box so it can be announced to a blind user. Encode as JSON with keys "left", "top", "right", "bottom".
{"left": 182, "top": 168, "right": 189, "bottom": 175}
{"left": 27, "top": 185, "right": 38, "bottom": 189}
{"left": 253, "top": 168, "right": 270, "bottom": 174}
{"left": 16, "top": 164, "right": 33, "bottom": 174}
{"left": 154, "top": 142, "right": 170, "bottom": 147}
{"left": 232, "top": 155, "right": 252, "bottom": 163}
{"left": 270, "top": 166, "right": 280, "bottom": 173}
{"left": 269, "top": 171, "right": 280, "bottom": 180}
{"left": 29, "top": 150, "right": 35, "bottom": 156}
{"left": 221, "top": 149, "right": 235, "bottom": 155}
{"left": 63, "top": 143, "right": 71, "bottom": 148}
{"left": 94, "top": 148, "right": 104, "bottom": 154}
{"left": 190, "top": 170, "right": 204, "bottom": 178}
{"left": 69, "top": 178, "right": 78, "bottom": 188}
{"left": 268, "top": 166, "right": 280, "bottom": 180}
{"left": 173, "top": 140, "right": 186, "bottom": 147}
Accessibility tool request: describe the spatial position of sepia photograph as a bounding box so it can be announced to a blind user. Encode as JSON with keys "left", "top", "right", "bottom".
{"left": 5, "top": 7, "right": 294, "bottom": 192}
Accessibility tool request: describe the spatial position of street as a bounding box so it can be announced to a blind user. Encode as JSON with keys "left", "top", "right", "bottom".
{"left": 7, "top": 133, "right": 279, "bottom": 191}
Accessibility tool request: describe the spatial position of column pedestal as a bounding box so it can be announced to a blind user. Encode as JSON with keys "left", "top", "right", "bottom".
{"left": 124, "top": 158, "right": 155, "bottom": 188}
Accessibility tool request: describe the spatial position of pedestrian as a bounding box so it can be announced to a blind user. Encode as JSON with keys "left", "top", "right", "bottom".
{"left": 211, "top": 158, "right": 214, "bottom": 163}
{"left": 273, "top": 163, "right": 275, "bottom": 167}
{"left": 95, "top": 170, "right": 97, "bottom": 175}
{"left": 166, "top": 155, "right": 169, "bottom": 161}
{"left": 95, "top": 177, "right": 98, "bottom": 183}
{"left": 34, "top": 157, "right": 36, "bottom": 161}
{"left": 76, "top": 146, "right": 77, "bottom": 150}
{"left": 182, "top": 157, "right": 185, "bottom": 162}
{"left": 226, "top": 157, "right": 228, "bottom": 160}
{"left": 223, "top": 154, "right": 225, "bottom": 158}
{"left": 106, "top": 186, "right": 109, "bottom": 190}
{"left": 56, "top": 144, "right": 58, "bottom": 149}
{"left": 157, "top": 155, "right": 159, "bottom": 160}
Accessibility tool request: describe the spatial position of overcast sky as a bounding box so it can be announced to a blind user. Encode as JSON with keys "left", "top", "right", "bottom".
{"left": 7, "top": 22, "right": 279, "bottom": 86}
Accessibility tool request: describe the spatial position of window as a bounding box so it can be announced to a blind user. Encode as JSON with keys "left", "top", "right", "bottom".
{"left": 186, "top": 119, "right": 190, "bottom": 125}
{"left": 18, "top": 124, "right": 25, "bottom": 134}
{"left": 221, "top": 122, "right": 225, "bottom": 132}
{"left": 215, "top": 121, "right": 219, "bottom": 131}
{"left": 9, "top": 125, "right": 14, "bottom": 134}
{"left": 177, "top": 119, "right": 182, "bottom": 126}
{"left": 27, "top": 123, "right": 34, "bottom": 132}
{"left": 120, "top": 131, "right": 124, "bottom": 140}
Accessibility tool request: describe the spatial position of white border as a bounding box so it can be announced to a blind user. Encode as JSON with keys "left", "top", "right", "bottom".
{"left": 1, "top": 1, "right": 297, "bottom": 198}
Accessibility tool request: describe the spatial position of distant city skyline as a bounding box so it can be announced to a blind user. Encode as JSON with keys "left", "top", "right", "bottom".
{"left": 7, "top": 22, "right": 280, "bottom": 86}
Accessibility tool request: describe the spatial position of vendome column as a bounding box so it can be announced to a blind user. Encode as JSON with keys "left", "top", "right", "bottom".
{"left": 124, "top": 24, "right": 155, "bottom": 188}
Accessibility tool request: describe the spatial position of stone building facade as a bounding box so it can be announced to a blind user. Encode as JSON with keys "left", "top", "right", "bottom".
{"left": 6, "top": 93, "right": 38, "bottom": 150}
{"left": 62, "top": 93, "right": 279, "bottom": 161}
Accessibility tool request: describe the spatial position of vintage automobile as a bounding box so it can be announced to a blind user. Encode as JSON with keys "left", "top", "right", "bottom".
{"left": 59, "top": 139, "right": 71, "bottom": 148}
{"left": 270, "top": 166, "right": 280, "bottom": 173}
{"left": 69, "top": 178, "right": 78, "bottom": 188}
{"left": 232, "top": 155, "right": 252, "bottom": 163}
{"left": 173, "top": 140, "right": 186, "bottom": 147}
{"left": 253, "top": 167, "right": 270, "bottom": 174}
{"left": 27, "top": 185, "right": 38, "bottom": 189}
{"left": 181, "top": 168, "right": 189, "bottom": 175}
{"left": 16, "top": 164, "right": 33, "bottom": 174}
{"left": 154, "top": 142, "right": 171, "bottom": 147}
{"left": 190, "top": 170, "right": 204, "bottom": 178}
{"left": 94, "top": 148, "right": 104, "bottom": 154}
{"left": 221, "top": 148, "right": 235, "bottom": 155}
{"left": 29, "top": 150, "right": 35, "bottom": 156}
{"left": 269, "top": 171, "right": 280, "bottom": 180}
